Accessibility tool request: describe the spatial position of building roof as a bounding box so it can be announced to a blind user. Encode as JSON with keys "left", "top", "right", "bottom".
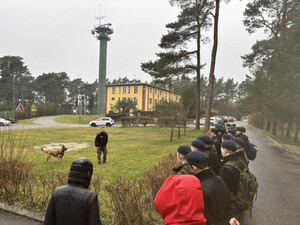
{"left": 105, "top": 83, "right": 180, "bottom": 95}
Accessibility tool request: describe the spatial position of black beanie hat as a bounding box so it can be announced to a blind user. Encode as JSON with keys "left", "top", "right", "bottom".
{"left": 222, "top": 134, "right": 232, "bottom": 141}
{"left": 197, "top": 135, "right": 213, "bottom": 145}
{"left": 177, "top": 145, "right": 191, "bottom": 156}
{"left": 236, "top": 127, "right": 244, "bottom": 132}
{"left": 226, "top": 123, "right": 231, "bottom": 127}
{"left": 210, "top": 128, "right": 219, "bottom": 134}
{"left": 228, "top": 129, "right": 236, "bottom": 135}
{"left": 68, "top": 158, "right": 93, "bottom": 188}
{"left": 219, "top": 128, "right": 225, "bottom": 134}
{"left": 232, "top": 137, "right": 246, "bottom": 149}
{"left": 191, "top": 140, "right": 206, "bottom": 151}
{"left": 221, "top": 140, "right": 237, "bottom": 152}
{"left": 187, "top": 151, "right": 209, "bottom": 164}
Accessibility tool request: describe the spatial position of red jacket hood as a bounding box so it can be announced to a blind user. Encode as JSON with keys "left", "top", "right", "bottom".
{"left": 154, "top": 175, "right": 206, "bottom": 225}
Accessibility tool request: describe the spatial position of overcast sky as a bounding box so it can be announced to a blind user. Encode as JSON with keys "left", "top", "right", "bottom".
{"left": 1, "top": 0, "right": 265, "bottom": 84}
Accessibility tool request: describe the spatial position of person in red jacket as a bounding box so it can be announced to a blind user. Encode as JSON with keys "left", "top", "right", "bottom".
{"left": 154, "top": 175, "right": 207, "bottom": 225}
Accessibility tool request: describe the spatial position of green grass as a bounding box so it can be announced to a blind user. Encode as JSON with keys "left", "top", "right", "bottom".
{"left": 252, "top": 126, "right": 300, "bottom": 155}
{"left": 13, "top": 126, "right": 201, "bottom": 179}
{"left": 1, "top": 126, "right": 203, "bottom": 219}
{"left": 17, "top": 118, "right": 34, "bottom": 124}
{"left": 54, "top": 115, "right": 105, "bottom": 124}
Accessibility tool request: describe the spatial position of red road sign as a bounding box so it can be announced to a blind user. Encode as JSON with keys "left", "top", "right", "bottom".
{"left": 15, "top": 103, "right": 24, "bottom": 112}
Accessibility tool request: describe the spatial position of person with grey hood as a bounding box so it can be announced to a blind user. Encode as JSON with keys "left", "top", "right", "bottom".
{"left": 44, "top": 158, "right": 102, "bottom": 225}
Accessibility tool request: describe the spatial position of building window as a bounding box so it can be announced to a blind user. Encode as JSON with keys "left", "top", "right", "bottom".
{"left": 134, "top": 86, "right": 138, "bottom": 93}
{"left": 112, "top": 97, "right": 115, "bottom": 101}
{"left": 122, "top": 97, "right": 126, "bottom": 100}
{"left": 134, "top": 97, "right": 138, "bottom": 102}
{"left": 119, "top": 87, "right": 121, "bottom": 94}
{"left": 128, "top": 86, "right": 130, "bottom": 93}
{"left": 150, "top": 87, "right": 152, "bottom": 93}
{"left": 155, "top": 89, "right": 157, "bottom": 95}
{"left": 118, "top": 97, "right": 121, "bottom": 101}
{"left": 112, "top": 87, "right": 115, "bottom": 94}
{"left": 150, "top": 98, "right": 153, "bottom": 104}
{"left": 123, "top": 87, "right": 126, "bottom": 93}
{"left": 155, "top": 99, "right": 157, "bottom": 105}
{"left": 160, "top": 90, "right": 162, "bottom": 96}
{"left": 128, "top": 97, "right": 131, "bottom": 100}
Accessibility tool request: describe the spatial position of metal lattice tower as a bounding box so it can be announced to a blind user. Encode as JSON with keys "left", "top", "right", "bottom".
{"left": 91, "top": 22, "right": 113, "bottom": 115}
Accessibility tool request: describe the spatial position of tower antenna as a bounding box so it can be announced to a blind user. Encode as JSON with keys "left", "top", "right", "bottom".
{"left": 91, "top": 5, "right": 113, "bottom": 115}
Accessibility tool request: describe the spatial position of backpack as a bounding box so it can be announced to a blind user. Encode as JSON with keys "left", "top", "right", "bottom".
{"left": 225, "top": 161, "right": 258, "bottom": 213}
{"left": 245, "top": 143, "right": 257, "bottom": 161}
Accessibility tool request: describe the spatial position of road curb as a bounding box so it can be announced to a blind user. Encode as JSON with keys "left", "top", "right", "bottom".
{"left": 249, "top": 124, "right": 299, "bottom": 160}
{"left": 0, "top": 202, "right": 44, "bottom": 222}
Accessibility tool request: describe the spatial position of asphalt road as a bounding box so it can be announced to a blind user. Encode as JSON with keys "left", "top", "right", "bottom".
{"left": 0, "top": 210, "right": 42, "bottom": 225}
{"left": 243, "top": 122, "right": 300, "bottom": 225}
{"left": 1, "top": 119, "right": 299, "bottom": 224}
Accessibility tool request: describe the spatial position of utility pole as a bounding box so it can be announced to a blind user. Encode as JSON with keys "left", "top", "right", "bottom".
{"left": 91, "top": 14, "right": 113, "bottom": 115}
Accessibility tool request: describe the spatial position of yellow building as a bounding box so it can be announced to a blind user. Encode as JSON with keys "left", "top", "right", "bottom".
{"left": 105, "top": 83, "right": 181, "bottom": 114}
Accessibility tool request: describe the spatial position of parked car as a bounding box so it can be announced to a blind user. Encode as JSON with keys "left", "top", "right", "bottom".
{"left": 89, "top": 117, "right": 114, "bottom": 127}
{"left": 193, "top": 117, "right": 220, "bottom": 126}
{"left": 228, "top": 116, "right": 236, "bottom": 122}
{"left": 0, "top": 118, "right": 11, "bottom": 126}
{"left": 219, "top": 116, "right": 228, "bottom": 123}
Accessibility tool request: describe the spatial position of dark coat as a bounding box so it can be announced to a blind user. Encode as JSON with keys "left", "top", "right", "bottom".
{"left": 202, "top": 148, "right": 220, "bottom": 175}
{"left": 235, "top": 151, "right": 249, "bottom": 166}
{"left": 218, "top": 153, "right": 246, "bottom": 196}
{"left": 95, "top": 132, "right": 108, "bottom": 147}
{"left": 44, "top": 183, "right": 102, "bottom": 225}
{"left": 195, "top": 169, "right": 235, "bottom": 225}
{"left": 212, "top": 135, "right": 222, "bottom": 159}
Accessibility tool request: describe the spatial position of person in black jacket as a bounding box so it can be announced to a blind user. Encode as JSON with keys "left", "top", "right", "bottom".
{"left": 44, "top": 158, "right": 102, "bottom": 225}
{"left": 211, "top": 128, "right": 222, "bottom": 159}
{"left": 218, "top": 140, "right": 247, "bottom": 224}
{"left": 95, "top": 127, "right": 108, "bottom": 164}
{"left": 186, "top": 151, "right": 239, "bottom": 225}
{"left": 232, "top": 137, "right": 249, "bottom": 166}
{"left": 192, "top": 138, "right": 220, "bottom": 174}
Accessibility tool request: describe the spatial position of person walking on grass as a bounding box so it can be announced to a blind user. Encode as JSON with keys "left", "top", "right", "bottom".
{"left": 44, "top": 158, "right": 102, "bottom": 225}
{"left": 95, "top": 127, "right": 108, "bottom": 164}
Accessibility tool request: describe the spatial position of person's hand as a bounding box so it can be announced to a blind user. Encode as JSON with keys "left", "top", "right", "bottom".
{"left": 229, "top": 218, "right": 240, "bottom": 225}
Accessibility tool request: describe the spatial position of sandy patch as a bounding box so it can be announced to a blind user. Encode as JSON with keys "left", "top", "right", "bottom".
{"left": 34, "top": 142, "right": 91, "bottom": 152}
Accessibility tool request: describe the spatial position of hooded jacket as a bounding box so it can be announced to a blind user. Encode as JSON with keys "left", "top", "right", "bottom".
{"left": 44, "top": 158, "right": 102, "bottom": 225}
{"left": 154, "top": 175, "right": 206, "bottom": 225}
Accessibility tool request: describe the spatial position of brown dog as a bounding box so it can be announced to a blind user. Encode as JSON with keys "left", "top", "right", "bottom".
{"left": 40, "top": 145, "right": 68, "bottom": 163}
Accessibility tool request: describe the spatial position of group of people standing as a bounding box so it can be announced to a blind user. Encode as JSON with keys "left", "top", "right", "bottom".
{"left": 154, "top": 123, "right": 257, "bottom": 225}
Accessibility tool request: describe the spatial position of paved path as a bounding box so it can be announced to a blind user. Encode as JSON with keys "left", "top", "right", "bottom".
{"left": 242, "top": 122, "right": 300, "bottom": 225}
{"left": 0, "top": 116, "right": 89, "bottom": 130}
{"left": 0, "top": 210, "right": 42, "bottom": 225}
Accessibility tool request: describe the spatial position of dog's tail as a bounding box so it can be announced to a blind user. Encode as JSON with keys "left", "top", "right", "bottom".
{"left": 40, "top": 148, "right": 48, "bottom": 153}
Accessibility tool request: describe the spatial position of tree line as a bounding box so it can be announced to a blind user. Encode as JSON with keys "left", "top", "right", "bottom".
{"left": 237, "top": 0, "right": 300, "bottom": 142}
{"left": 141, "top": 0, "right": 299, "bottom": 141}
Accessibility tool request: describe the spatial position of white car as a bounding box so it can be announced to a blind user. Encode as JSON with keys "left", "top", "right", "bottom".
{"left": 193, "top": 117, "right": 220, "bottom": 126}
{"left": 0, "top": 118, "right": 11, "bottom": 126}
{"left": 89, "top": 117, "right": 114, "bottom": 127}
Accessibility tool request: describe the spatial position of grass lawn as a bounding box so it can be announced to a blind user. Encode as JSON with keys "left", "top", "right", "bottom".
{"left": 1, "top": 126, "right": 202, "bottom": 218}
{"left": 17, "top": 118, "right": 34, "bottom": 124}
{"left": 23, "top": 126, "right": 201, "bottom": 178}
{"left": 54, "top": 115, "right": 105, "bottom": 124}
